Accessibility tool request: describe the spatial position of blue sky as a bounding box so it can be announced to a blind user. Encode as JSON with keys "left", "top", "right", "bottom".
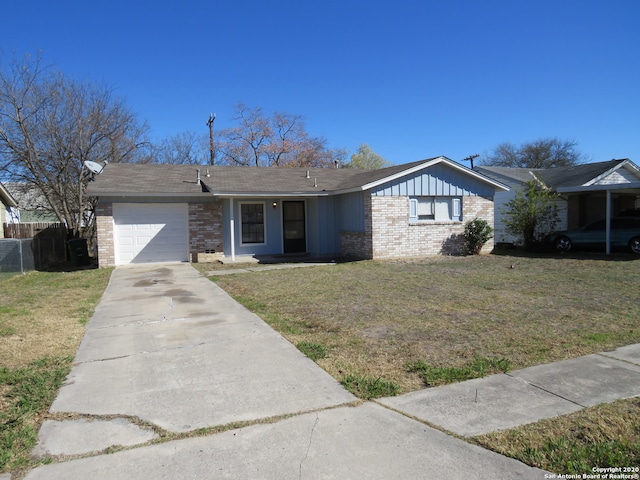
{"left": 2, "top": 0, "right": 639, "bottom": 166}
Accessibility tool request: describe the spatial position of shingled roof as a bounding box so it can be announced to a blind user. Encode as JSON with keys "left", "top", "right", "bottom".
{"left": 476, "top": 159, "right": 637, "bottom": 190}
{"left": 87, "top": 157, "right": 506, "bottom": 197}
{"left": 535, "top": 159, "right": 628, "bottom": 188}
{"left": 0, "top": 182, "right": 18, "bottom": 207}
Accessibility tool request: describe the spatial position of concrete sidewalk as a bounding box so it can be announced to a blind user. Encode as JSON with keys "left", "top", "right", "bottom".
{"left": 21, "top": 263, "right": 638, "bottom": 479}
{"left": 379, "top": 344, "right": 640, "bottom": 437}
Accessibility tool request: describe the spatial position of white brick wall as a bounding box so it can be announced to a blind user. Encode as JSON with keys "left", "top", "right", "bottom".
{"left": 369, "top": 196, "right": 495, "bottom": 258}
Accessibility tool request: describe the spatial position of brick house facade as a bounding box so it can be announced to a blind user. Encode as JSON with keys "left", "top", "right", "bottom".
{"left": 340, "top": 195, "right": 495, "bottom": 260}
{"left": 188, "top": 202, "right": 224, "bottom": 262}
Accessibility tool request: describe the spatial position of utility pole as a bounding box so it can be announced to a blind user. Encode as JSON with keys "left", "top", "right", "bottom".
{"left": 207, "top": 113, "right": 216, "bottom": 165}
{"left": 463, "top": 154, "right": 479, "bottom": 169}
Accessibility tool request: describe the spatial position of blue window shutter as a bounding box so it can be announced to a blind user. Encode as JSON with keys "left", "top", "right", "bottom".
{"left": 409, "top": 198, "right": 418, "bottom": 220}
{"left": 452, "top": 198, "right": 461, "bottom": 219}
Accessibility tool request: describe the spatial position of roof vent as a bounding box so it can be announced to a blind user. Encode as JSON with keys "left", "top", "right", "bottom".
{"left": 196, "top": 169, "right": 201, "bottom": 185}
{"left": 306, "top": 170, "right": 310, "bottom": 179}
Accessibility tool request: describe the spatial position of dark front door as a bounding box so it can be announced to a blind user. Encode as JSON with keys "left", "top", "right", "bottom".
{"left": 283, "top": 201, "right": 306, "bottom": 254}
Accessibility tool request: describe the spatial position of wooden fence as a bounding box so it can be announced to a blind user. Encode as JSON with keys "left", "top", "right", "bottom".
{"left": 3, "top": 222, "right": 67, "bottom": 239}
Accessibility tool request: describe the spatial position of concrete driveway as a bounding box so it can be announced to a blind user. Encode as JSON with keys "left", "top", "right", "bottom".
{"left": 25, "top": 263, "right": 545, "bottom": 479}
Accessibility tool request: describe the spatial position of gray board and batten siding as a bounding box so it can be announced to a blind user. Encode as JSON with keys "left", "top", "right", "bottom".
{"left": 370, "top": 162, "right": 498, "bottom": 198}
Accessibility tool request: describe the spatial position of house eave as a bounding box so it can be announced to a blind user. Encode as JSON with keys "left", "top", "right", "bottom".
{"left": 88, "top": 192, "right": 214, "bottom": 198}
{"left": 331, "top": 186, "right": 368, "bottom": 195}
{"left": 211, "top": 191, "right": 332, "bottom": 198}
{"left": 557, "top": 182, "right": 640, "bottom": 193}
{"left": 361, "top": 156, "right": 510, "bottom": 192}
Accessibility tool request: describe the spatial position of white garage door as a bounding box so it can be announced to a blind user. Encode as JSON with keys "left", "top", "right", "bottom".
{"left": 113, "top": 203, "right": 189, "bottom": 265}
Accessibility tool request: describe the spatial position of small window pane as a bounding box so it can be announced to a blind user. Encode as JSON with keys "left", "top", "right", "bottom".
{"left": 417, "top": 198, "right": 433, "bottom": 215}
{"left": 434, "top": 198, "right": 450, "bottom": 220}
{"left": 417, "top": 197, "right": 434, "bottom": 220}
{"left": 241, "top": 203, "right": 265, "bottom": 244}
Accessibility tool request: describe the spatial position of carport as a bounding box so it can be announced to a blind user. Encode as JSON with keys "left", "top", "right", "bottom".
{"left": 557, "top": 182, "right": 640, "bottom": 254}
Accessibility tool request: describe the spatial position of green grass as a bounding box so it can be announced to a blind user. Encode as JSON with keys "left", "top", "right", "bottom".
{"left": 0, "top": 272, "right": 20, "bottom": 283}
{"left": 297, "top": 341, "right": 327, "bottom": 361}
{"left": 341, "top": 374, "right": 401, "bottom": 399}
{"left": 0, "top": 356, "right": 72, "bottom": 471}
{"left": 406, "top": 357, "right": 511, "bottom": 386}
{"left": 0, "top": 267, "right": 112, "bottom": 475}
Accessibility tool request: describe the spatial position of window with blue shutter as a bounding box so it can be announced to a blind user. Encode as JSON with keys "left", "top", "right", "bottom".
{"left": 409, "top": 198, "right": 418, "bottom": 221}
{"left": 452, "top": 198, "right": 461, "bottom": 221}
{"left": 409, "top": 197, "right": 462, "bottom": 222}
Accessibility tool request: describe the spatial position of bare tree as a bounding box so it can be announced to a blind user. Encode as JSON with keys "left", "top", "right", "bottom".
{"left": 481, "top": 138, "right": 588, "bottom": 169}
{"left": 0, "top": 53, "right": 149, "bottom": 238}
{"left": 151, "top": 131, "right": 208, "bottom": 164}
{"left": 219, "top": 104, "right": 272, "bottom": 166}
{"left": 217, "top": 103, "right": 345, "bottom": 167}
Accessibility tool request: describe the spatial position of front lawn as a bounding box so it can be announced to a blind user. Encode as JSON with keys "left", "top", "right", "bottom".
{"left": 201, "top": 254, "right": 640, "bottom": 394}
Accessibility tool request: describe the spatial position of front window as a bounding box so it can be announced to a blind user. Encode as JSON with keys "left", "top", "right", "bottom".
{"left": 409, "top": 197, "right": 462, "bottom": 222}
{"left": 241, "top": 203, "right": 265, "bottom": 244}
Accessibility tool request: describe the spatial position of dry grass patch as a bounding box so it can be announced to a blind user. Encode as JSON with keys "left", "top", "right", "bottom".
{"left": 200, "top": 254, "right": 640, "bottom": 395}
{"left": 0, "top": 269, "right": 111, "bottom": 369}
{"left": 0, "top": 267, "right": 112, "bottom": 474}
{"left": 474, "top": 397, "right": 640, "bottom": 474}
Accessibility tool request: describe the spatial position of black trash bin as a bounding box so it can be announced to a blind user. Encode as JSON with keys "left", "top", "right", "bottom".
{"left": 67, "top": 238, "right": 89, "bottom": 266}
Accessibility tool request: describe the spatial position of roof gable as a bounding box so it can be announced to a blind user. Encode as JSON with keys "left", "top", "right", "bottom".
{"left": 536, "top": 159, "right": 629, "bottom": 188}
{"left": 477, "top": 159, "right": 640, "bottom": 191}
{"left": 342, "top": 156, "right": 508, "bottom": 193}
{"left": 585, "top": 160, "right": 640, "bottom": 186}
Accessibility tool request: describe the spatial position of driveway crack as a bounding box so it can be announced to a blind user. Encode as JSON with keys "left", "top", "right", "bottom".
{"left": 161, "top": 298, "right": 174, "bottom": 322}
{"left": 299, "top": 413, "right": 319, "bottom": 480}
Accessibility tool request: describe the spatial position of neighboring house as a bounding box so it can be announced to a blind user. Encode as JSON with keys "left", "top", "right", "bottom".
{"left": 0, "top": 182, "right": 19, "bottom": 238}
{"left": 3, "top": 183, "right": 59, "bottom": 223}
{"left": 476, "top": 159, "right": 640, "bottom": 245}
{"left": 87, "top": 156, "right": 509, "bottom": 267}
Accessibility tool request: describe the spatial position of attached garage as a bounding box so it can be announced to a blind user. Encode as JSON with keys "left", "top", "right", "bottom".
{"left": 113, "top": 203, "right": 189, "bottom": 265}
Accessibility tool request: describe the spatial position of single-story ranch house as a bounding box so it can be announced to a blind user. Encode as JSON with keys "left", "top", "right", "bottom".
{"left": 87, "top": 156, "right": 509, "bottom": 267}
{"left": 476, "top": 159, "right": 640, "bottom": 246}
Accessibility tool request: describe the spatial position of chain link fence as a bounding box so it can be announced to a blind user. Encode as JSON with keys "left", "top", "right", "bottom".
{"left": 0, "top": 238, "right": 35, "bottom": 273}
{"left": 0, "top": 237, "right": 67, "bottom": 273}
{"left": 1, "top": 222, "right": 69, "bottom": 273}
